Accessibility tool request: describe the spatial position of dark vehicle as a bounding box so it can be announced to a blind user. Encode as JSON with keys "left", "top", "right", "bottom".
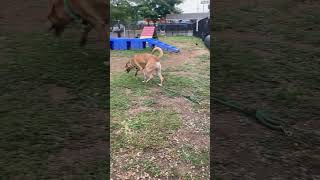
{"left": 193, "top": 17, "right": 210, "bottom": 40}
{"left": 204, "top": 35, "right": 210, "bottom": 49}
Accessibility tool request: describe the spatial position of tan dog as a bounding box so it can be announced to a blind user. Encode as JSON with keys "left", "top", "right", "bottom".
{"left": 47, "top": 0, "right": 109, "bottom": 46}
{"left": 125, "top": 47, "right": 164, "bottom": 86}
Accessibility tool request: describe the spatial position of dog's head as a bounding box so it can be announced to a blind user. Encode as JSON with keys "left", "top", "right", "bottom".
{"left": 47, "top": 0, "right": 73, "bottom": 36}
{"left": 125, "top": 61, "right": 134, "bottom": 73}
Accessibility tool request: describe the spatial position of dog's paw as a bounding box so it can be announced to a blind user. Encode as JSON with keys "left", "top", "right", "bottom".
{"left": 142, "top": 80, "right": 145, "bottom": 83}
{"left": 158, "top": 84, "right": 163, "bottom": 87}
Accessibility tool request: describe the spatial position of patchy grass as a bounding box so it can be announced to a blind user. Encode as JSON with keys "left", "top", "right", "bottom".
{"left": 111, "top": 48, "right": 153, "bottom": 57}
{"left": 179, "top": 144, "right": 209, "bottom": 167}
{"left": 111, "top": 36, "right": 210, "bottom": 179}
{"left": 142, "top": 160, "right": 162, "bottom": 177}
{"left": 126, "top": 109, "right": 181, "bottom": 149}
{"left": 111, "top": 74, "right": 182, "bottom": 151}
{"left": 160, "top": 36, "right": 206, "bottom": 49}
{"left": 0, "top": 32, "right": 108, "bottom": 178}
{"left": 143, "top": 99, "right": 157, "bottom": 106}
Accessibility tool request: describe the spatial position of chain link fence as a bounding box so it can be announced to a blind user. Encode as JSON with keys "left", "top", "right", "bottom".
{"left": 110, "top": 18, "right": 209, "bottom": 39}
{"left": 110, "top": 21, "right": 144, "bottom": 38}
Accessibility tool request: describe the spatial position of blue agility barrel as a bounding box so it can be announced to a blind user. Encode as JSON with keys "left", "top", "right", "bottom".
{"left": 110, "top": 38, "right": 128, "bottom": 50}
{"left": 130, "top": 39, "right": 147, "bottom": 50}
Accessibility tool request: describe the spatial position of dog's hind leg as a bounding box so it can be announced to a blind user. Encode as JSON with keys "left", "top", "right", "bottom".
{"left": 86, "top": 16, "right": 108, "bottom": 48}
{"left": 157, "top": 72, "right": 164, "bottom": 86}
{"left": 142, "top": 70, "right": 147, "bottom": 82}
{"left": 156, "top": 63, "right": 164, "bottom": 86}
{"left": 145, "top": 73, "right": 154, "bottom": 83}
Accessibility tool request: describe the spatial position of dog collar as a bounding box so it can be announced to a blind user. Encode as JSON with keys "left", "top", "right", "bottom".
{"left": 64, "top": 0, "right": 82, "bottom": 20}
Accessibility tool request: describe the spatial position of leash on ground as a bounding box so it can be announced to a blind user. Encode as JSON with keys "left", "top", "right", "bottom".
{"left": 161, "top": 87, "right": 291, "bottom": 135}
{"left": 212, "top": 96, "right": 320, "bottom": 138}
{"left": 161, "top": 86, "right": 201, "bottom": 105}
{"left": 120, "top": 83, "right": 319, "bottom": 138}
{"left": 212, "top": 96, "right": 292, "bottom": 135}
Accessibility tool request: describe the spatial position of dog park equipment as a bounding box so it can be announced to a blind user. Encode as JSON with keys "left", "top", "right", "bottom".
{"left": 110, "top": 38, "right": 180, "bottom": 53}
{"left": 140, "top": 26, "right": 156, "bottom": 39}
{"left": 146, "top": 38, "right": 180, "bottom": 53}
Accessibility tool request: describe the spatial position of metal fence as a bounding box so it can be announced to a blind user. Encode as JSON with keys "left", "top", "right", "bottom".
{"left": 110, "top": 21, "right": 196, "bottom": 38}
{"left": 110, "top": 21, "right": 142, "bottom": 38}
{"left": 110, "top": 18, "right": 210, "bottom": 39}
{"left": 157, "top": 23, "right": 195, "bottom": 36}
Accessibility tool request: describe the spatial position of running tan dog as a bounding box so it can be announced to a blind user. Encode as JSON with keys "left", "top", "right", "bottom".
{"left": 125, "top": 47, "right": 165, "bottom": 86}
{"left": 47, "top": 0, "right": 109, "bottom": 46}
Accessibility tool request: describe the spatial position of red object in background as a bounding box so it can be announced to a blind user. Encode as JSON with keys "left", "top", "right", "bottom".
{"left": 140, "top": 26, "right": 155, "bottom": 39}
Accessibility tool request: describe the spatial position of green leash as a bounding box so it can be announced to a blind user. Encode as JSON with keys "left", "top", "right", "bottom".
{"left": 161, "top": 86, "right": 291, "bottom": 135}
{"left": 212, "top": 96, "right": 291, "bottom": 135}
{"left": 213, "top": 96, "right": 319, "bottom": 138}
{"left": 161, "top": 86, "right": 200, "bottom": 104}
{"left": 64, "top": 0, "right": 90, "bottom": 32}
{"left": 64, "top": 0, "right": 81, "bottom": 21}
{"left": 120, "top": 81, "right": 319, "bottom": 138}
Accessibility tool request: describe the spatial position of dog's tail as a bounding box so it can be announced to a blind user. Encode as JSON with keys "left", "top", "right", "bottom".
{"left": 152, "top": 47, "right": 163, "bottom": 59}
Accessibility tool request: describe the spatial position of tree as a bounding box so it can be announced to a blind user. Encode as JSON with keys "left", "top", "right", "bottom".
{"left": 135, "top": 0, "right": 183, "bottom": 24}
{"left": 111, "top": 0, "right": 183, "bottom": 25}
{"left": 111, "top": 0, "right": 134, "bottom": 23}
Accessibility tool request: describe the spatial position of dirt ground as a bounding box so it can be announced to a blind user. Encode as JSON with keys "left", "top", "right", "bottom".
{"left": 213, "top": 0, "right": 320, "bottom": 179}
{"left": 110, "top": 37, "right": 210, "bottom": 179}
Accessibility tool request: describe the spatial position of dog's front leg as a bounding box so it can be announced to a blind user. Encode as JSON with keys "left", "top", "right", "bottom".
{"left": 135, "top": 69, "right": 139, "bottom": 76}
{"left": 136, "top": 64, "right": 144, "bottom": 71}
{"left": 80, "top": 21, "right": 92, "bottom": 46}
{"left": 87, "top": 17, "right": 108, "bottom": 49}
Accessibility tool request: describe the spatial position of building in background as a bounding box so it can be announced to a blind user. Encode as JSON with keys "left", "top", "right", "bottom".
{"left": 166, "top": 13, "right": 209, "bottom": 24}
{"left": 165, "top": 12, "right": 209, "bottom": 35}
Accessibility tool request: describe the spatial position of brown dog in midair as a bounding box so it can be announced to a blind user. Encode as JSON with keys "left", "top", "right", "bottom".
{"left": 125, "top": 47, "right": 165, "bottom": 86}
{"left": 47, "top": 0, "right": 109, "bottom": 46}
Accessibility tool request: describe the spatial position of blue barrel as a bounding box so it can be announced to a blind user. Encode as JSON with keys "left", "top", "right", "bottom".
{"left": 110, "top": 38, "right": 129, "bottom": 50}
{"left": 130, "top": 39, "right": 143, "bottom": 50}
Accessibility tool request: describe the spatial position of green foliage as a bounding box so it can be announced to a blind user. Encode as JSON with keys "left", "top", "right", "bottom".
{"left": 111, "top": 0, "right": 135, "bottom": 23}
{"left": 136, "top": 0, "right": 183, "bottom": 21}
{"left": 111, "top": 0, "right": 183, "bottom": 23}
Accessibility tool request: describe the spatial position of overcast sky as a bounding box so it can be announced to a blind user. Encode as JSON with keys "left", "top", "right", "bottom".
{"left": 177, "top": 0, "right": 210, "bottom": 13}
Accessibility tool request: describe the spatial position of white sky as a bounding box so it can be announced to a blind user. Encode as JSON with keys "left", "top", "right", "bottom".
{"left": 177, "top": 0, "right": 210, "bottom": 13}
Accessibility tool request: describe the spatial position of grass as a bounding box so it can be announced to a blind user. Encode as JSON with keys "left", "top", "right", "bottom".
{"left": 111, "top": 47, "right": 153, "bottom": 57}
{"left": 213, "top": 4, "right": 320, "bottom": 120}
{"left": 214, "top": 1, "right": 320, "bottom": 45}
{"left": 0, "top": 32, "right": 108, "bottom": 178}
{"left": 143, "top": 99, "right": 157, "bottom": 106}
{"left": 111, "top": 72, "right": 182, "bottom": 150}
{"left": 110, "top": 36, "right": 210, "bottom": 178}
{"left": 142, "top": 160, "right": 162, "bottom": 177}
{"left": 126, "top": 109, "right": 181, "bottom": 149}
{"left": 179, "top": 145, "right": 209, "bottom": 167}
{"left": 122, "top": 158, "right": 161, "bottom": 177}
{"left": 213, "top": 0, "right": 320, "bottom": 178}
